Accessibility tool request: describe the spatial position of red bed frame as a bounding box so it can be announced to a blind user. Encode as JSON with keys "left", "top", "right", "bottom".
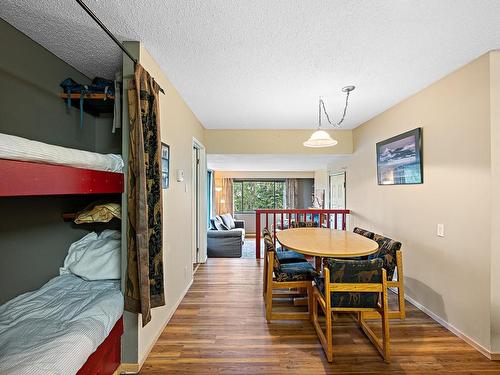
{"left": 0, "top": 159, "right": 124, "bottom": 197}
{"left": 77, "top": 317, "right": 123, "bottom": 375}
{"left": 1, "top": 159, "right": 125, "bottom": 373}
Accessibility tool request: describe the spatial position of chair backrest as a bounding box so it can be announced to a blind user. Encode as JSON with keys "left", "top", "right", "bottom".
{"left": 262, "top": 227, "right": 271, "bottom": 238}
{"left": 324, "top": 258, "right": 384, "bottom": 308}
{"left": 353, "top": 227, "right": 375, "bottom": 240}
{"left": 290, "top": 221, "right": 319, "bottom": 228}
{"left": 369, "top": 234, "right": 402, "bottom": 280}
{"left": 263, "top": 236, "right": 280, "bottom": 270}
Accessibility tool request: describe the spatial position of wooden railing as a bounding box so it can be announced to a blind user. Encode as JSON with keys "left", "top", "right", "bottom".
{"left": 255, "top": 209, "right": 351, "bottom": 259}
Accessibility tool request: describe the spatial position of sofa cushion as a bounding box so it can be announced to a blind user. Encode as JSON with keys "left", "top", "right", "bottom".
{"left": 275, "top": 262, "right": 318, "bottom": 282}
{"left": 209, "top": 218, "right": 217, "bottom": 230}
{"left": 220, "top": 213, "right": 236, "bottom": 229}
{"left": 213, "top": 215, "right": 228, "bottom": 231}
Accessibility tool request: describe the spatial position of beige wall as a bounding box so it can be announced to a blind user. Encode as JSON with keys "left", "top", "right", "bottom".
{"left": 205, "top": 129, "right": 353, "bottom": 154}
{"left": 313, "top": 170, "right": 329, "bottom": 208}
{"left": 328, "top": 53, "right": 495, "bottom": 352}
{"left": 123, "top": 43, "right": 206, "bottom": 365}
{"left": 490, "top": 51, "right": 500, "bottom": 353}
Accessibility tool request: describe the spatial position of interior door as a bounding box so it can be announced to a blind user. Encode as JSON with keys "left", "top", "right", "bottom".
{"left": 329, "top": 172, "right": 346, "bottom": 209}
{"left": 192, "top": 146, "right": 200, "bottom": 264}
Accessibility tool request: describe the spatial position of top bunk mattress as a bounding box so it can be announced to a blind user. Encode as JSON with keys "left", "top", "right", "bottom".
{"left": 0, "top": 133, "right": 123, "bottom": 172}
{"left": 0, "top": 274, "right": 124, "bottom": 375}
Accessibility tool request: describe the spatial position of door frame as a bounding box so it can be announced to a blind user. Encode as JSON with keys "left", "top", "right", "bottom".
{"left": 192, "top": 137, "right": 208, "bottom": 264}
{"left": 328, "top": 171, "right": 346, "bottom": 209}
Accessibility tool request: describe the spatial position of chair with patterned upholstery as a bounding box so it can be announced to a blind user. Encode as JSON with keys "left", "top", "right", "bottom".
{"left": 353, "top": 227, "right": 375, "bottom": 239}
{"left": 312, "top": 258, "right": 390, "bottom": 362}
{"left": 363, "top": 234, "right": 404, "bottom": 320}
{"left": 262, "top": 228, "right": 308, "bottom": 298}
{"left": 290, "top": 220, "right": 320, "bottom": 228}
{"left": 264, "top": 237, "right": 318, "bottom": 321}
{"left": 351, "top": 229, "right": 405, "bottom": 319}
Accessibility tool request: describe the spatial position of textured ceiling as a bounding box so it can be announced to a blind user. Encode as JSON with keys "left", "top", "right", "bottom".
{"left": 207, "top": 154, "right": 342, "bottom": 171}
{"left": 2, "top": 1, "right": 500, "bottom": 129}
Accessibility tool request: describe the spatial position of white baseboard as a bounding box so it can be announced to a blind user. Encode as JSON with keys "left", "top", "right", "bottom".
{"left": 121, "top": 278, "right": 194, "bottom": 374}
{"left": 404, "top": 293, "right": 495, "bottom": 360}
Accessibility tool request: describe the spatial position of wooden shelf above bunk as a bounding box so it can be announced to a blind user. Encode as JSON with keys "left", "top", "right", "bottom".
{"left": 0, "top": 159, "right": 123, "bottom": 197}
{"left": 59, "top": 92, "right": 115, "bottom": 116}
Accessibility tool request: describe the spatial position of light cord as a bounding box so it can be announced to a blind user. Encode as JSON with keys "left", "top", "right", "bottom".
{"left": 318, "top": 89, "right": 352, "bottom": 128}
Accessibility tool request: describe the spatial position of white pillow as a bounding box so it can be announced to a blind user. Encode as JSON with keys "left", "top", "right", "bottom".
{"left": 60, "top": 230, "right": 121, "bottom": 281}
{"left": 221, "top": 213, "right": 235, "bottom": 229}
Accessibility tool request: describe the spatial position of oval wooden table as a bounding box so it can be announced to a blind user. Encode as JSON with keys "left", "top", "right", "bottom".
{"left": 275, "top": 227, "right": 379, "bottom": 258}
{"left": 275, "top": 228, "right": 379, "bottom": 307}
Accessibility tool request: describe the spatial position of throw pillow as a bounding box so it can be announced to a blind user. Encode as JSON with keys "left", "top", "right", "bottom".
{"left": 221, "top": 213, "right": 236, "bottom": 229}
{"left": 213, "top": 215, "right": 228, "bottom": 230}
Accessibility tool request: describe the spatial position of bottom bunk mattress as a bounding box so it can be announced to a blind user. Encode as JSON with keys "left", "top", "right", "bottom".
{"left": 0, "top": 274, "right": 124, "bottom": 375}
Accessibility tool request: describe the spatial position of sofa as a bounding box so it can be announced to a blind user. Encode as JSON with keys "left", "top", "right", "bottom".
{"left": 207, "top": 214, "right": 245, "bottom": 258}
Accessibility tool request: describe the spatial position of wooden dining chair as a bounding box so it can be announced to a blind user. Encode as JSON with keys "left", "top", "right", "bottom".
{"left": 312, "top": 258, "right": 390, "bottom": 363}
{"left": 262, "top": 228, "right": 307, "bottom": 299}
{"left": 363, "top": 234, "right": 404, "bottom": 320}
{"left": 353, "top": 227, "right": 375, "bottom": 240}
{"left": 264, "top": 237, "right": 317, "bottom": 321}
{"left": 351, "top": 228, "right": 405, "bottom": 320}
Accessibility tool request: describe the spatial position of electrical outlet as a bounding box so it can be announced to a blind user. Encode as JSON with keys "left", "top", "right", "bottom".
{"left": 437, "top": 224, "right": 445, "bottom": 237}
{"left": 184, "top": 266, "right": 188, "bottom": 280}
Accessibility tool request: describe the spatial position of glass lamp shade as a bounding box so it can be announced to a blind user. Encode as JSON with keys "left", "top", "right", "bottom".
{"left": 303, "top": 129, "right": 338, "bottom": 148}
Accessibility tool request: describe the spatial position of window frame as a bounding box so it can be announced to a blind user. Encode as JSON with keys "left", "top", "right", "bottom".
{"left": 233, "top": 179, "right": 285, "bottom": 213}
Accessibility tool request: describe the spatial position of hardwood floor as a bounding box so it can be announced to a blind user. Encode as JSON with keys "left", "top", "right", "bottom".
{"left": 140, "top": 259, "right": 500, "bottom": 374}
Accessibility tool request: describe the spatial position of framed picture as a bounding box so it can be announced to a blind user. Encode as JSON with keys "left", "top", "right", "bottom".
{"left": 376, "top": 128, "right": 423, "bottom": 185}
{"left": 161, "top": 143, "right": 170, "bottom": 189}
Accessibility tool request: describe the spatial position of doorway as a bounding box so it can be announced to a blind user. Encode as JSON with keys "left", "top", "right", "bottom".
{"left": 192, "top": 138, "right": 208, "bottom": 267}
{"left": 329, "top": 172, "right": 346, "bottom": 228}
{"left": 329, "top": 171, "right": 346, "bottom": 209}
{"left": 329, "top": 171, "right": 346, "bottom": 228}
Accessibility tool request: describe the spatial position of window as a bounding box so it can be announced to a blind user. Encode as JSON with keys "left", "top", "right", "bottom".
{"left": 233, "top": 180, "right": 285, "bottom": 212}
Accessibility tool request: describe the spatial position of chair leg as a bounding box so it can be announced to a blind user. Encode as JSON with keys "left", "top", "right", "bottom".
{"left": 381, "top": 287, "right": 391, "bottom": 362}
{"left": 263, "top": 255, "right": 268, "bottom": 299}
{"left": 266, "top": 275, "right": 273, "bottom": 321}
{"left": 396, "top": 250, "right": 406, "bottom": 319}
{"left": 325, "top": 308, "right": 333, "bottom": 362}
{"left": 307, "top": 284, "right": 313, "bottom": 321}
{"left": 312, "top": 290, "right": 333, "bottom": 362}
{"left": 266, "top": 279, "right": 273, "bottom": 321}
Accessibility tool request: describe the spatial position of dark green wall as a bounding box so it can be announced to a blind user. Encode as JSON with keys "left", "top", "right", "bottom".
{"left": 0, "top": 19, "right": 121, "bottom": 304}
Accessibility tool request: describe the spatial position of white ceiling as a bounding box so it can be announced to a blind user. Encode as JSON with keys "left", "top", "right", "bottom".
{"left": 2, "top": 1, "right": 500, "bottom": 129}
{"left": 207, "top": 154, "right": 343, "bottom": 171}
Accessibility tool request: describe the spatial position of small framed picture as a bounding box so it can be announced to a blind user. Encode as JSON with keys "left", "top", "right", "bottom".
{"left": 161, "top": 143, "right": 170, "bottom": 189}
{"left": 376, "top": 128, "right": 423, "bottom": 185}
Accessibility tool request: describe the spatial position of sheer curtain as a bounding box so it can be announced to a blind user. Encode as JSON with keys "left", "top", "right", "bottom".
{"left": 285, "top": 178, "right": 299, "bottom": 209}
{"left": 216, "top": 177, "right": 233, "bottom": 215}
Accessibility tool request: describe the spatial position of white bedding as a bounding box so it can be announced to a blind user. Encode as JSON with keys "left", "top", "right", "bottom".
{"left": 0, "top": 274, "right": 123, "bottom": 375}
{"left": 0, "top": 133, "right": 123, "bottom": 172}
{"left": 60, "top": 230, "right": 121, "bottom": 281}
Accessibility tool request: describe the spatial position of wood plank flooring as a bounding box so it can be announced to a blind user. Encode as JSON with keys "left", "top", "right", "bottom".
{"left": 140, "top": 259, "right": 500, "bottom": 374}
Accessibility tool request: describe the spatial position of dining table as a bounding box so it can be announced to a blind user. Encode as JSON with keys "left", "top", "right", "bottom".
{"left": 275, "top": 227, "right": 379, "bottom": 259}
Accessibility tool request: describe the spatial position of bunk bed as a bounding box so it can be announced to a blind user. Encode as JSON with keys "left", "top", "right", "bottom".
{"left": 0, "top": 274, "right": 124, "bottom": 375}
{"left": 0, "top": 132, "right": 125, "bottom": 374}
{"left": 0, "top": 133, "right": 124, "bottom": 197}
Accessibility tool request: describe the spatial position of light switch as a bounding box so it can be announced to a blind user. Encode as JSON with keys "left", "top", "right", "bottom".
{"left": 437, "top": 224, "right": 445, "bottom": 237}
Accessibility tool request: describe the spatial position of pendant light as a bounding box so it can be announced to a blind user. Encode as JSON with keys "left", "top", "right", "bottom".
{"left": 303, "top": 86, "right": 355, "bottom": 148}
